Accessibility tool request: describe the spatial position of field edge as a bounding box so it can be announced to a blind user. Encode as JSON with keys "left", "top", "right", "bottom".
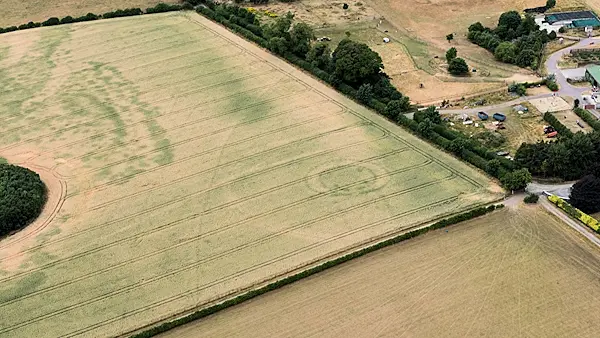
{"left": 125, "top": 203, "right": 504, "bottom": 338}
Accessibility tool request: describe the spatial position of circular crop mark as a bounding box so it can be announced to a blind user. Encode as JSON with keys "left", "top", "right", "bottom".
{"left": 306, "top": 162, "right": 389, "bottom": 196}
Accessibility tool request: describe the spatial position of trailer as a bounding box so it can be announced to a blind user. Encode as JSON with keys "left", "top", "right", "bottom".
{"left": 477, "top": 111, "right": 489, "bottom": 120}
{"left": 493, "top": 113, "right": 506, "bottom": 121}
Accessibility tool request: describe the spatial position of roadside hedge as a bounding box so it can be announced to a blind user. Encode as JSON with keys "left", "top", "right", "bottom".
{"left": 548, "top": 194, "right": 600, "bottom": 232}
{"left": 543, "top": 112, "right": 574, "bottom": 138}
{"left": 574, "top": 107, "right": 600, "bottom": 131}
{"left": 130, "top": 203, "right": 503, "bottom": 338}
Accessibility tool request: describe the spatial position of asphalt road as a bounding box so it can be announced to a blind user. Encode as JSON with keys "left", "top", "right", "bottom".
{"left": 439, "top": 37, "right": 600, "bottom": 116}
{"left": 540, "top": 197, "right": 600, "bottom": 248}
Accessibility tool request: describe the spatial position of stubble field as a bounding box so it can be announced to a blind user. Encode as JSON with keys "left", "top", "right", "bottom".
{"left": 0, "top": 12, "right": 500, "bottom": 337}
{"left": 164, "top": 205, "right": 600, "bottom": 338}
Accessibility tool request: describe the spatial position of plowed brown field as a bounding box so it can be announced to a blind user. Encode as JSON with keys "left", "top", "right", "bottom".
{"left": 163, "top": 205, "right": 600, "bottom": 338}
{"left": 0, "top": 12, "right": 499, "bottom": 337}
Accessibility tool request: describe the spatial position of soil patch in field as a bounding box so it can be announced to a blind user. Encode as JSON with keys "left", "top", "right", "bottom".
{"left": 161, "top": 205, "right": 600, "bottom": 338}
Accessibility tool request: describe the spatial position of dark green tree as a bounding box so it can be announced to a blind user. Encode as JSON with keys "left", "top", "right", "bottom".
{"left": 306, "top": 42, "right": 332, "bottom": 70}
{"left": 356, "top": 83, "right": 373, "bottom": 104}
{"left": 446, "top": 47, "right": 457, "bottom": 62}
{"left": 418, "top": 118, "right": 434, "bottom": 137}
{"left": 468, "top": 22, "right": 485, "bottom": 33}
{"left": 494, "top": 42, "right": 517, "bottom": 63}
{"left": 570, "top": 174, "right": 600, "bottom": 214}
{"left": 0, "top": 164, "right": 46, "bottom": 237}
{"left": 384, "top": 97, "right": 410, "bottom": 119}
{"left": 500, "top": 168, "right": 532, "bottom": 191}
{"left": 446, "top": 33, "right": 454, "bottom": 42}
{"left": 498, "top": 11, "right": 522, "bottom": 30}
{"left": 290, "top": 22, "right": 314, "bottom": 56}
{"left": 423, "top": 106, "right": 442, "bottom": 124}
{"left": 546, "top": 0, "right": 556, "bottom": 9}
{"left": 448, "top": 57, "right": 469, "bottom": 75}
{"left": 332, "top": 39, "right": 383, "bottom": 85}
{"left": 516, "top": 48, "right": 536, "bottom": 67}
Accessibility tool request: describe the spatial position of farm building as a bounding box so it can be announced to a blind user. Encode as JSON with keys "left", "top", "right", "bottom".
{"left": 536, "top": 10, "right": 600, "bottom": 33}
{"left": 545, "top": 10, "right": 600, "bottom": 28}
{"left": 585, "top": 65, "right": 600, "bottom": 87}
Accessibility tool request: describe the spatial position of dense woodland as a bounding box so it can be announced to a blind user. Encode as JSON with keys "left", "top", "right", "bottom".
{"left": 0, "top": 164, "right": 46, "bottom": 237}
{"left": 468, "top": 11, "right": 556, "bottom": 69}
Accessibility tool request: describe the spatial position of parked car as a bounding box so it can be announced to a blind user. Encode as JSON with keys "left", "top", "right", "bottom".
{"left": 477, "top": 111, "right": 489, "bottom": 120}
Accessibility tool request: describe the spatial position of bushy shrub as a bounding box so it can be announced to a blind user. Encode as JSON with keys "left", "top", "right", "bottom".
{"left": 42, "top": 17, "right": 60, "bottom": 26}
{"left": 543, "top": 112, "right": 573, "bottom": 138}
{"left": 102, "top": 8, "right": 143, "bottom": 19}
{"left": 524, "top": 193, "right": 539, "bottom": 203}
{"left": 0, "top": 164, "right": 46, "bottom": 237}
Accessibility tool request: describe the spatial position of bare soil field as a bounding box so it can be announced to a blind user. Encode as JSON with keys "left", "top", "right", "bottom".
{"left": 0, "top": 0, "right": 171, "bottom": 27}
{"left": 163, "top": 204, "right": 600, "bottom": 338}
{"left": 0, "top": 12, "right": 500, "bottom": 337}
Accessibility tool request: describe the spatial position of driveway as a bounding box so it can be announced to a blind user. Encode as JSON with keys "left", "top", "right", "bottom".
{"left": 439, "top": 37, "right": 600, "bottom": 116}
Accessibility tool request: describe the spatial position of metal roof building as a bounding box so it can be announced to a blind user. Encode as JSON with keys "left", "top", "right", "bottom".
{"left": 585, "top": 65, "right": 600, "bottom": 86}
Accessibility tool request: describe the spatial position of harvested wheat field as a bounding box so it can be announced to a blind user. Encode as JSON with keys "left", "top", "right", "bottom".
{"left": 0, "top": 12, "right": 501, "bottom": 337}
{"left": 164, "top": 204, "right": 600, "bottom": 338}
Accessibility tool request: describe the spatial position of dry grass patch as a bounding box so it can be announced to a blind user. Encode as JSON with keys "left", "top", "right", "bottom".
{"left": 159, "top": 205, "right": 600, "bottom": 338}
{"left": 0, "top": 12, "right": 500, "bottom": 337}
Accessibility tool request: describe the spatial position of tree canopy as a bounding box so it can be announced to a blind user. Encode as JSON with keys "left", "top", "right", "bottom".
{"left": 0, "top": 164, "right": 46, "bottom": 237}
{"left": 446, "top": 47, "right": 457, "bottom": 62}
{"left": 332, "top": 39, "right": 383, "bottom": 85}
{"left": 448, "top": 57, "right": 469, "bottom": 75}
{"left": 570, "top": 174, "right": 600, "bottom": 214}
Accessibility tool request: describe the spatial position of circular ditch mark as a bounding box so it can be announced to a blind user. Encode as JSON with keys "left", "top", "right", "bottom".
{"left": 306, "top": 162, "right": 389, "bottom": 196}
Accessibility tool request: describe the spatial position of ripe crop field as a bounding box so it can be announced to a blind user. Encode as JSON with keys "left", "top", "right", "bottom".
{"left": 0, "top": 12, "right": 500, "bottom": 337}
{"left": 165, "top": 205, "right": 600, "bottom": 338}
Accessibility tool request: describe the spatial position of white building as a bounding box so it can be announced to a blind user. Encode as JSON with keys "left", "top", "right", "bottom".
{"left": 535, "top": 15, "right": 564, "bottom": 33}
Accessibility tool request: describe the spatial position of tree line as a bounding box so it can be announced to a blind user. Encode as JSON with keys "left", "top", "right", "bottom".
{"left": 0, "top": 3, "right": 189, "bottom": 34}
{"left": 190, "top": 0, "right": 533, "bottom": 190}
{"left": 468, "top": 11, "right": 557, "bottom": 69}
{"left": 0, "top": 164, "right": 46, "bottom": 237}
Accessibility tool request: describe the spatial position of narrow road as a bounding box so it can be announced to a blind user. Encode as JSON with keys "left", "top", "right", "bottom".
{"left": 540, "top": 197, "right": 600, "bottom": 248}
{"left": 526, "top": 181, "right": 574, "bottom": 198}
{"left": 439, "top": 37, "right": 600, "bottom": 116}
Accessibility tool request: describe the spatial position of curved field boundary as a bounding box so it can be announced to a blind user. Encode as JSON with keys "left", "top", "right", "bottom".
{"left": 118, "top": 204, "right": 504, "bottom": 338}
{"left": 0, "top": 164, "right": 67, "bottom": 249}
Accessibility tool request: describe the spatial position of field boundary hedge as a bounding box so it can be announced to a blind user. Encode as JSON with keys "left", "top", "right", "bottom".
{"left": 0, "top": 3, "right": 189, "bottom": 34}
{"left": 129, "top": 203, "right": 503, "bottom": 338}
{"left": 574, "top": 107, "right": 600, "bottom": 131}
{"left": 192, "top": 1, "right": 521, "bottom": 187}
{"left": 548, "top": 195, "right": 600, "bottom": 232}
{"left": 543, "top": 112, "right": 574, "bottom": 138}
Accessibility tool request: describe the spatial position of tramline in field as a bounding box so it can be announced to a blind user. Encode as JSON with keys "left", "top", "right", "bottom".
{"left": 0, "top": 11, "right": 500, "bottom": 337}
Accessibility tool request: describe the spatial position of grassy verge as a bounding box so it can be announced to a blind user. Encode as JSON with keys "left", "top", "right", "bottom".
{"left": 129, "top": 204, "right": 503, "bottom": 338}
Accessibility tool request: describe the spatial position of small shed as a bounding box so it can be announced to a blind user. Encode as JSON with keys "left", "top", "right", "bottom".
{"left": 585, "top": 65, "right": 600, "bottom": 86}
